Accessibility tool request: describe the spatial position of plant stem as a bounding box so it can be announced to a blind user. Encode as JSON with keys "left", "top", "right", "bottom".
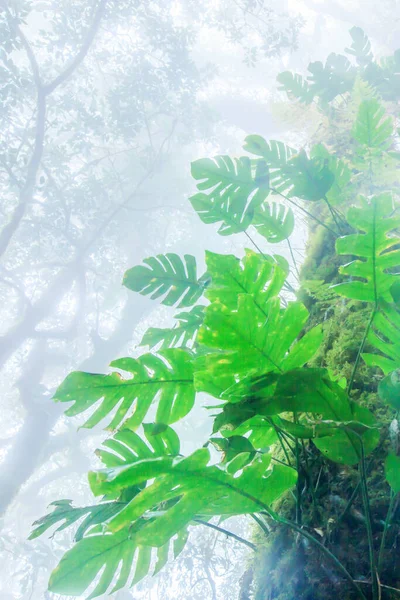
{"left": 347, "top": 306, "right": 377, "bottom": 397}
{"left": 323, "top": 195, "right": 342, "bottom": 234}
{"left": 378, "top": 491, "right": 397, "bottom": 572}
{"left": 271, "top": 188, "right": 338, "bottom": 236}
{"left": 358, "top": 437, "right": 380, "bottom": 600}
{"left": 194, "top": 519, "right": 257, "bottom": 551}
{"left": 287, "top": 238, "right": 300, "bottom": 280}
{"left": 251, "top": 513, "right": 270, "bottom": 536}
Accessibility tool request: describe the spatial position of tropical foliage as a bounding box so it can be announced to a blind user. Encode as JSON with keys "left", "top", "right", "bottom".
{"left": 32, "top": 27, "right": 400, "bottom": 600}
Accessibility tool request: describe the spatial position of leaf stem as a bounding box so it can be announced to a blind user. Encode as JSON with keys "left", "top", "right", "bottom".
{"left": 194, "top": 519, "right": 257, "bottom": 551}
{"left": 270, "top": 188, "right": 337, "bottom": 236}
{"left": 347, "top": 306, "right": 377, "bottom": 397}
{"left": 378, "top": 490, "right": 397, "bottom": 573}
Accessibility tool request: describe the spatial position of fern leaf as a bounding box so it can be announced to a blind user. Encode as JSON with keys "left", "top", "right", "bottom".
{"left": 333, "top": 193, "right": 400, "bottom": 303}
{"left": 352, "top": 98, "right": 393, "bottom": 149}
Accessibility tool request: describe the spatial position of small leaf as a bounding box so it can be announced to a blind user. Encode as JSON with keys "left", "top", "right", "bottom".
{"left": 385, "top": 453, "right": 400, "bottom": 493}
{"left": 378, "top": 370, "right": 400, "bottom": 411}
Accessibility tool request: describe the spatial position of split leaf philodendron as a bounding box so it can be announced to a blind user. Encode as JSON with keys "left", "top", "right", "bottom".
{"left": 32, "top": 28, "right": 400, "bottom": 600}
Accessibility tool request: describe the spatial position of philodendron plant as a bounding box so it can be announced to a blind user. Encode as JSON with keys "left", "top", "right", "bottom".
{"left": 31, "top": 28, "right": 400, "bottom": 600}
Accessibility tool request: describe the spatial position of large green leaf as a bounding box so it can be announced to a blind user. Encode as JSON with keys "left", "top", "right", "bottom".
{"left": 385, "top": 453, "right": 400, "bottom": 493}
{"left": 278, "top": 149, "right": 335, "bottom": 201}
{"left": 313, "top": 403, "right": 379, "bottom": 465}
{"left": 333, "top": 193, "right": 400, "bottom": 303}
{"left": 190, "top": 155, "right": 269, "bottom": 235}
{"left": 252, "top": 202, "right": 294, "bottom": 243}
{"left": 352, "top": 98, "right": 393, "bottom": 149}
{"left": 345, "top": 26, "right": 373, "bottom": 66}
{"left": 306, "top": 53, "right": 355, "bottom": 103}
{"left": 29, "top": 500, "right": 124, "bottom": 542}
{"left": 140, "top": 305, "right": 205, "bottom": 350}
{"left": 48, "top": 526, "right": 188, "bottom": 599}
{"left": 212, "top": 369, "right": 378, "bottom": 465}
{"left": 54, "top": 349, "right": 195, "bottom": 430}
{"left": 96, "top": 424, "right": 180, "bottom": 468}
{"left": 123, "top": 253, "right": 208, "bottom": 308}
{"left": 89, "top": 449, "right": 297, "bottom": 543}
{"left": 195, "top": 294, "right": 322, "bottom": 398}
{"left": 277, "top": 53, "right": 355, "bottom": 104}
{"left": 204, "top": 249, "right": 288, "bottom": 311}
{"left": 243, "top": 136, "right": 296, "bottom": 166}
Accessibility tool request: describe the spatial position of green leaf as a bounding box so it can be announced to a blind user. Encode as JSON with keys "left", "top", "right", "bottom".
{"left": 313, "top": 403, "right": 379, "bottom": 465}
{"left": 190, "top": 155, "right": 269, "bottom": 235}
{"left": 96, "top": 425, "right": 180, "bottom": 469}
{"left": 195, "top": 295, "right": 322, "bottom": 398}
{"left": 352, "top": 98, "right": 393, "bottom": 149}
{"left": 378, "top": 370, "right": 400, "bottom": 411}
{"left": 243, "top": 136, "right": 296, "bottom": 165}
{"left": 311, "top": 144, "right": 351, "bottom": 206}
{"left": 140, "top": 305, "right": 205, "bottom": 350}
{"left": 90, "top": 449, "right": 297, "bottom": 546}
{"left": 252, "top": 202, "right": 294, "bottom": 243}
{"left": 277, "top": 53, "right": 355, "bottom": 105}
{"left": 306, "top": 53, "right": 355, "bottom": 103}
{"left": 333, "top": 193, "right": 400, "bottom": 303}
{"left": 363, "top": 301, "right": 400, "bottom": 374}
{"left": 54, "top": 349, "right": 195, "bottom": 430}
{"left": 385, "top": 453, "right": 400, "bottom": 493}
{"left": 204, "top": 249, "right": 288, "bottom": 311}
{"left": 29, "top": 500, "right": 123, "bottom": 542}
{"left": 48, "top": 526, "right": 188, "bottom": 599}
{"left": 345, "top": 26, "right": 373, "bottom": 66}
{"left": 277, "top": 71, "right": 314, "bottom": 104}
{"left": 123, "top": 253, "right": 208, "bottom": 308}
{"left": 279, "top": 149, "right": 335, "bottom": 201}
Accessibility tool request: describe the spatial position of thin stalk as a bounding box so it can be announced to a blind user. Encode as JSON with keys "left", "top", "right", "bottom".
{"left": 287, "top": 238, "right": 300, "bottom": 280}
{"left": 294, "top": 413, "right": 302, "bottom": 525}
{"left": 323, "top": 195, "right": 343, "bottom": 234}
{"left": 270, "top": 187, "right": 337, "bottom": 236}
{"left": 347, "top": 306, "right": 377, "bottom": 397}
{"left": 378, "top": 491, "right": 397, "bottom": 572}
{"left": 357, "top": 436, "right": 380, "bottom": 600}
{"left": 194, "top": 519, "right": 257, "bottom": 551}
{"left": 251, "top": 513, "right": 270, "bottom": 536}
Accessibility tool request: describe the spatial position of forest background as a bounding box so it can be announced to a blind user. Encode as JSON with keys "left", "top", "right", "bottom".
{"left": 0, "top": 1, "right": 399, "bottom": 599}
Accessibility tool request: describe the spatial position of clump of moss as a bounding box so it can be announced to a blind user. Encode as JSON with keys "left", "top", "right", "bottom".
{"left": 251, "top": 221, "right": 400, "bottom": 600}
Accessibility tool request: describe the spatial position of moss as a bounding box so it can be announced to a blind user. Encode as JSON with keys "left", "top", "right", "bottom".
{"left": 251, "top": 217, "right": 400, "bottom": 600}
